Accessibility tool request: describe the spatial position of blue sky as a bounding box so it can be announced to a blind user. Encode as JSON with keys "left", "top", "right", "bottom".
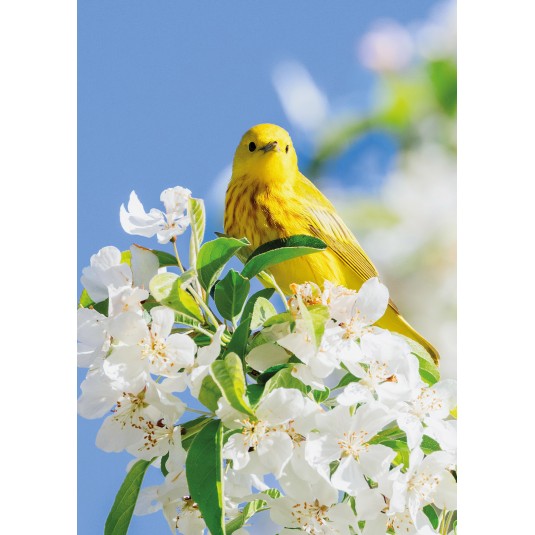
{"left": 78, "top": 1, "right": 443, "bottom": 533}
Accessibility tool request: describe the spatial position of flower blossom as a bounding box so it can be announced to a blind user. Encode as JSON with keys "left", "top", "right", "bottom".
{"left": 81, "top": 245, "right": 132, "bottom": 302}
{"left": 220, "top": 388, "right": 315, "bottom": 478}
{"left": 135, "top": 469, "right": 206, "bottom": 534}
{"left": 107, "top": 306, "right": 197, "bottom": 378}
{"left": 383, "top": 448, "right": 456, "bottom": 523}
{"left": 306, "top": 403, "right": 395, "bottom": 496}
{"left": 266, "top": 479, "right": 357, "bottom": 534}
{"left": 120, "top": 187, "right": 191, "bottom": 244}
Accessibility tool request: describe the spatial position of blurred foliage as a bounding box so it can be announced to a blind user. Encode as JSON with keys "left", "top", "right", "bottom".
{"left": 302, "top": 2, "right": 457, "bottom": 378}
{"left": 308, "top": 58, "right": 456, "bottom": 177}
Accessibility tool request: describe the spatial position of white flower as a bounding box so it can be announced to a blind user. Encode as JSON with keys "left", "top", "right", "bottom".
{"left": 290, "top": 362, "right": 328, "bottom": 391}
{"left": 81, "top": 246, "right": 132, "bottom": 302}
{"left": 220, "top": 388, "right": 309, "bottom": 478}
{"left": 352, "top": 488, "right": 436, "bottom": 535}
{"left": 328, "top": 277, "right": 389, "bottom": 337}
{"left": 108, "top": 306, "right": 197, "bottom": 378}
{"left": 135, "top": 469, "right": 206, "bottom": 534}
{"left": 277, "top": 321, "right": 343, "bottom": 380}
{"left": 78, "top": 362, "right": 140, "bottom": 419}
{"left": 386, "top": 449, "right": 457, "bottom": 523}
{"left": 107, "top": 284, "right": 149, "bottom": 317}
{"left": 306, "top": 404, "right": 395, "bottom": 495}
{"left": 363, "top": 510, "right": 436, "bottom": 535}
{"left": 224, "top": 470, "right": 269, "bottom": 502}
{"left": 424, "top": 418, "right": 457, "bottom": 456}
{"left": 285, "top": 279, "right": 390, "bottom": 380}
{"left": 188, "top": 325, "right": 225, "bottom": 397}
{"left": 267, "top": 479, "right": 356, "bottom": 534}
{"left": 120, "top": 187, "right": 191, "bottom": 244}
{"left": 130, "top": 244, "right": 161, "bottom": 290}
{"left": 77, "top": 307, "right": 109, "bottom": 368}
{"left": 396, "top": 379, "right": 457, "bottom": 450}
{"left": 337, "top": 332, "right": 421, "bottom": 407}
{"left": 95, "top": 380, "right": 185, "bottom": 458}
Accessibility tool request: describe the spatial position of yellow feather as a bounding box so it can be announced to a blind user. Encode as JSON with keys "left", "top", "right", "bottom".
{"left": 224, "top": 123, "right": 439, "bottom": 364}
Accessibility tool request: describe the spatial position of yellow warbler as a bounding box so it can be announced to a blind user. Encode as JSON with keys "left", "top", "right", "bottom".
{"left": 224, "top": 123, "right": 439, "bottom": 364}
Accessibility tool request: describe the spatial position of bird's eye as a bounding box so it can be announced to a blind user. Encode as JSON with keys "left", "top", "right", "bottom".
{"left": 248, "top": 142, "right": 256, "bottom": 152}
{"left": 285, "top": 145, "right": 289, "bottom": 153}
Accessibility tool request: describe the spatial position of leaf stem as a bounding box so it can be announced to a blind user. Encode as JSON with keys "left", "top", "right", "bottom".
{"left": 171, "top": 238, "right": 222, "bottom": 328}
{"left": 439, "top": 509, "right": 451, "bottom": 535}
{"left": 172, "top": 238, "right": 185, "bottom": 273}
{"left": 264, "top": 273, "right": 290, "bottom": 311}
{"left": 190, "top": 286, "right": 221, "bottom": 327}
{"left": 443, "top": 510, "right": 454, "bottom": 534}
{"left": 191, "top": 325, "right": 215, "bottom": 339}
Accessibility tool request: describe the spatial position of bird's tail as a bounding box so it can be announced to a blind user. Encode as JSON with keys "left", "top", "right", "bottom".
{"left": 377, "top": 305, "right": 440, "bottom": 365}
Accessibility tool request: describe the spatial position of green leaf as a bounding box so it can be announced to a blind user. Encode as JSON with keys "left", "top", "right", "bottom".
{"left": 242, "top": 288, "right": 275, "bottom": 321}
{"left": 256, "top": 364, "right": 288, "bottom": 384}
{"left": 210, "top": 353, "right": 255, "bottom": 417}
{"left": 186, "top": 420, "right": 225, "bottom": 535}
{"left": 250, "top": 297, "right": 277, "bottom": 330}
{"left": 313, "top": 387, "right": 330, "bottom": 403}
{"left": 298, "top": 300, "right": 330, "bottom": 347}
{"left": 215, "top": 233, "right": 284, "bottom": 293}
{"left": 246, "top": 384, "right": 265, "bottom": 407}
{"left": 401, "top": 335, "right": 441, "bottom": 386}
{"left": 93, "top": 299, "right": 109, "bottom": 316}
{"left": 160, "top": 452, "right": 169, "bottom": 477}
{"left": 245, "top": 343, "right": 290, "bottom": 374}
{"left": 416, "top": 355, "right": 440, "bottom": 386}
{"left": 381, "top": 439, "right": 410, "bottom": 469}
{"left": 241, "top": 235, "right": 327, "bottom": 279}
{"left": 214, "top": 270, "right": 250, "bottom": 322}
{"left": 369, "top": 427, "right": 406, "bottom": 445}
{"left": 79, "top": 288, "right": 93, "bottom": 308}
{"left": 222, "top": 286, "right": 274, "bottom": 356}
{"left": 175, "top": 312, "right": 203, "bottom": 328}
{"left": 423, "top": 505, "right": 439, "bottom": 529}
{"left": 263, "top": 311, "right": 294, "bottom": 328}
{"left": 198, "top": 375, "right": 222, "bottom": 412}
{"left": 149, "top": 272, "right": 203, "bottom": 323}
{"left": 333, "top": 372, "right": 360, "bottom": 390}
{"left": 78, "top": 289, "right": 109, "bottom": 315}
{"left": 151, "top": 249, "right": 179, "bottom": 267}
{"left": 188, "top": 197, "right": 206, "bottom": 267}
{"left": 197, "top": 236, "right": 249, "bottom": 292}
{"left": 177, "top": 268, "right": 197, "bottom": 288}
{"left": 224, "top": 321, "right": 251, "bottom": 359}
{"left": 104, "top": 459, "right": 152, "bottom": 535}
{"left": 265, "top": 367, "right": 307, "bottom": 395}
{"left": 421, "top": 434, "right": 441, "bottom": 454}
{"left": 225, "top": 489, "right": 281, "bottom": 534}
{"left": 181, "top": 416, "right": 212, "bottom": 450}
{"left": 120, "top": 250, "right": 131, "bottom": 266}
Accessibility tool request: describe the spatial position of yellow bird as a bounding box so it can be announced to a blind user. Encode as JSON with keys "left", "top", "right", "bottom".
{"left": 224, "top": 123, "right": 439, "bottom": 364}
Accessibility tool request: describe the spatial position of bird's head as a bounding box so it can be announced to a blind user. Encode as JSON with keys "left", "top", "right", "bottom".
{"left": 231, "top": 124, "right": 298, "bottom": 185}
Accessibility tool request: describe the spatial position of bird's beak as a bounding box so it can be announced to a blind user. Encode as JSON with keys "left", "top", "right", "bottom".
{"left": 260, "top": 141, "right": 278, "bottom": 153}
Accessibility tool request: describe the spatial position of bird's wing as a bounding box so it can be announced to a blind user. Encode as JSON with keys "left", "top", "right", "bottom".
{"left": 296, "top": 174, "right": 400, "bottom": 314}
{"left": 306, "top": 204, "right": 379, "bottom": 282}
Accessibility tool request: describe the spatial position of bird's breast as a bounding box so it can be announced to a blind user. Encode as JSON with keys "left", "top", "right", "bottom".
{"left": 225, "top": 178, "right": 294, "bottom": 249}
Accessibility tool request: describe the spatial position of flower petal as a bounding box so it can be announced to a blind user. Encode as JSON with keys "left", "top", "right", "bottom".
{"left": 354, "top": 277, "right": 389, "bottom": 326}
{"left": 331, "top": 455, "right": 368, "bottom": 495}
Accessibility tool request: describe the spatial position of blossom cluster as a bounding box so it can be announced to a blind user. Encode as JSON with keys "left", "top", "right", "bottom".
{"left": 78, "top": 187, "right": 457, "bottom": 535}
